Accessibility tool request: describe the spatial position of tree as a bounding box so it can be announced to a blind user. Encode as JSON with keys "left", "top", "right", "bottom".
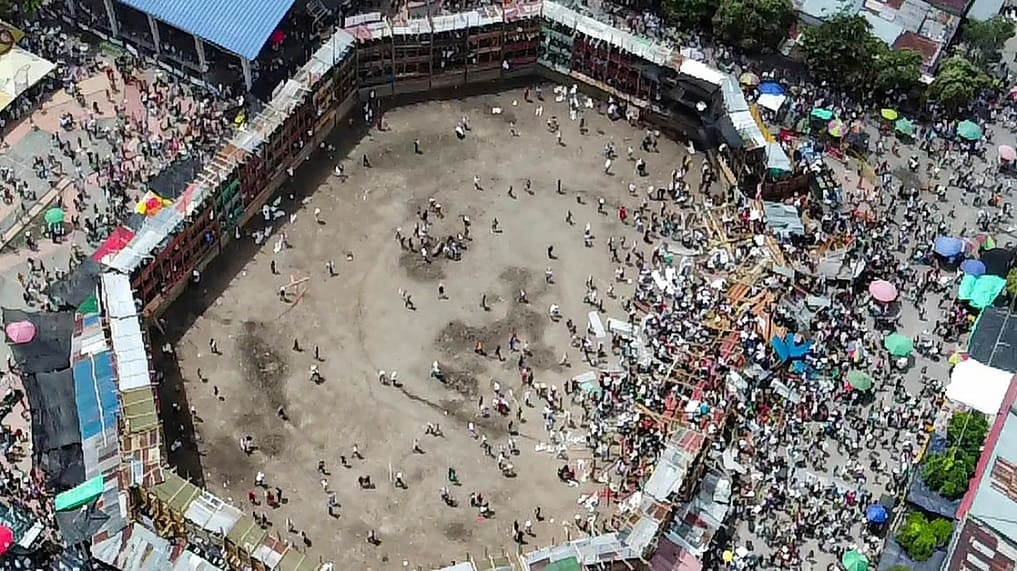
{"left": 923, "top": 451, "right": 976, "bottom": 499}
{"left": 922, "top": 410, "right": 990, "bottom": 499}
{"left": 927, "top": 57, "right": 994, "bottom": 110}
{"left": 799, "top": 14, "right": 884, "bottom": 87}
{"left": 662, "top": 0, "right": 717, "bottom": 28}
{"left": 712, "top": 0, "right": 794, "bottom": 53}
{"left": 872, "top": 45, "right": 923, "bottom": 94}
{"left": 946, "top": 410, "right": 989, "bottom": 455}
{"left": 896, "top": 512, "right": 954, "bottom": 561}
{"left": 963, "top": 16, "right": 1016, "bottom": 67}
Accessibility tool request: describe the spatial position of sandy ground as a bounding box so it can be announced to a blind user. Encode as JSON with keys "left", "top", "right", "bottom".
{"left": 157, "top": 86, "right": 705, "bottom": 569}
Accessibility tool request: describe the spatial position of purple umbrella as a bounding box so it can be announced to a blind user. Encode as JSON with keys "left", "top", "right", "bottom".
{"left": 934, "top": 236, "right": 964, "bottom": 257}
{"left": 961, "top": 259, "right": 986, "bottom": 276}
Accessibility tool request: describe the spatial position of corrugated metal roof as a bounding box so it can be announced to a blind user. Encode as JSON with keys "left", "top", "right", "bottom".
{"left": 968, "top": 0, "right": 1004, "bottom": 20}
{"left": 116, "top": 0, "right": 300, "bottom": 60}
{"left": 91, "top": 523, "right": 223, "bottom": 571}
{"left": 183, "top": 489, "right": 243, "bottom": 535}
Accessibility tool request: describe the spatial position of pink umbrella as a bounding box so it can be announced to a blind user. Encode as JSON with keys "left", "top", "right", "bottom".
{"left": 1000, "top": 145, "right": 1017, "bottom": 162}
{"left": 868, "top": 280, "right": 898, "bottom": 303}
{"left": 0, "top": 524, "right": 12, "bottom": 556}
{"left": 5, "top": 320, "right": 36, "bottom": 344}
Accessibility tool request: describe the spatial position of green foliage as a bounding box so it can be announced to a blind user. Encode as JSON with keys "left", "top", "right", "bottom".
{"left": 1007, "top": 268, "right": 1017, "bottom": 297}
{"left": 928, "top": 57, "right": 994, "bottom": 109}
{"left": 0, "top": 0, "right": 41, "bottom": 20}
{"left": 799, "top": 14, "right": 884, "bottom": 87}
{"left": 712, "top": 0, "right": 794, "bottom": 53}
{"left": 963, "top": 16, "right": 1016, "bottom": 67}
{"left": 888, "top": 566, "right": 911, "bottom": 571}
{"left": 896, "top": 512, "right": 953, "bottom": 561}
{"left": 922, "top": 410, "right": 990, "bottom": 499}
{"left": 662, "top": 0, "right": 717, "bottom": 27}
{"left": 872, "top": 45, "right": 923, "bottom": 94}
{"left": 922, "top": 451, "right": 975, "bottom": 499}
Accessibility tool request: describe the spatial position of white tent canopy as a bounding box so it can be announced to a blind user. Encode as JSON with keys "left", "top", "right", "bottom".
{"left": 947, "top": 358, "right": 1013, "bottom": 414}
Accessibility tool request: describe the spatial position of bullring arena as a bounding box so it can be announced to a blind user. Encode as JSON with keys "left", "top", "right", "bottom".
{"left": 162, "top": 90, "right": 706, "bottom": 569}
{"left": 2, "top": 2, "right": 759, "bottom": 570}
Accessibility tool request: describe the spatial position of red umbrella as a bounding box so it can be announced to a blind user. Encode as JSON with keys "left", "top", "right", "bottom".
{"left": 5, "top": 321, "right": 36, "bottom": 344}
{"left": 270, "top": 29, "right": 286, "bottom": 47}
{"left": 868, "top": 280, "right": 898, "bottom": 303}
{"left": 0, "top": 525, "right": 13, "bottom": 556}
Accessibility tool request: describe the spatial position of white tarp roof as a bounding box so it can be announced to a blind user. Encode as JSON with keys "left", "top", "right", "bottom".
{"left": 757, "top": 93, "right": 787, "bottom": 112}
{"left": 0, "top": 46, "right": 55, "bottom": 113}
{"left": 765, "top": 141, "right": 792, "bottom": 172}
{"left": 947, "top": 358, "right": 1013, "bottom": 414}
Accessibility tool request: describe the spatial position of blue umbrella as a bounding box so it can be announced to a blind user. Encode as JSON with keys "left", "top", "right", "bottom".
{"left": 866, "top": 504, "right": 888, "bottom": 524}
{"left": 758, "top": 82, "right": 785, "bottom": 96}
{"left": 771, "top": 335, "right": 790, "bottom": 362}
{"left": 961, "top": 259, "right": 987, "bottom": 276}
{"left": 934, "top": 236, "right": 964, "bottom": 257}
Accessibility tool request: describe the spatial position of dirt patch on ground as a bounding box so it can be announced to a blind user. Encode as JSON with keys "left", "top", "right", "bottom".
{"left": 434, "top": 266, "right": 559, "bottom": 372}
{"left": 399, "top": 250, "right": 447, "bottom": 281}
{"left": 236, "top": 320, "right": 290, "bottom": 410}
{"left": 444, "top": 522, "right": 473, "bottom": 542}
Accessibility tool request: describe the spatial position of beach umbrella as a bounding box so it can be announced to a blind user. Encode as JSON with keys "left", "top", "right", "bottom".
{"left": 828, "top": 119, "right": 845, "bottom": 138}
{"left": 868, "top": 279, "right": 898, "bottom": 302}
{"left": 933, "top": 236, "right": 964, "bottom": 257}
{"left": 44, "top": 207, "right": 64, "bottom": 225}
{"left": 758, "top": 81, "right": 784, "bottom": 96}
{"left": 5, "top": 320, "right": 35, "bottom": 344}
{"left": 811, "top": 108, "right": 834, "bottom": 121}
{"left": 0, "top": 525, "right": 12, "bottom": 557}
{"left": 739, "top": 71, "right": 760, "bottom": 86}
{"left": 957, "top": 120, "right": 982, "bottom": 141}
{"left": 880, "top": 108, "right": 898, "bottom": 121}
{"left": 883, "top": 333, "right": 913, "bottom": 357}
{"left": 841, "top": 550, "right": 869, "bottom": 571}
{"left": 846, "top": 370, "right": 873, "bottom": 391}
{"left": 960, "top": 259, "right": 987, "bottom": 276}
{"left": 894, "top": 118, "right": 915, "bottom": 137}
{"left": 1000, "top": 145, "right": 1017, "bottom": 162}
{"left": 865, "top": 504, "right": 888, "bottom": 524}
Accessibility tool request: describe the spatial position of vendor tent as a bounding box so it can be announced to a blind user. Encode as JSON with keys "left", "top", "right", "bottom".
{"left": 946, "top": 358, "right": 1013, "bottom": 414}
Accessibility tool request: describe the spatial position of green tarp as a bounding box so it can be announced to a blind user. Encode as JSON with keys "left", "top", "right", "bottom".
{"left": 958, "top": 274, "right": 1006, "bottom": 309}
{"left": 77, "top": 294, "right": 99, "bottom": 315}
{"left": 54, "top": 475, "right": 103, "bottom": 511}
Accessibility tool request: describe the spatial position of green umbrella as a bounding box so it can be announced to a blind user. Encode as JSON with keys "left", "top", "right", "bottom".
{"left": 883, "top": 333, "right": 913, "bottom": 357}
{"left": 894, "top": 118, "right": 914, "bottom": 137}
{"left": 811, "top": 108, "right": 834, "bottom": 121}
{"left": 957, "top": 120, "right": 982, "bottom": 141}
{"left": 841, "top": 550, "right": 868, "bottom": 571}
{"left": 44, "top": 208, "right": 64, "bottom": 225}
{"left": 846, "top": 370, "right": 873, "bottom": 391}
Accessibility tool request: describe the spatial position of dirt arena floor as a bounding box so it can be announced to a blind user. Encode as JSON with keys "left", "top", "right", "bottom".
{"left": 163, "top": 85, "right": 706, "bottom": 569}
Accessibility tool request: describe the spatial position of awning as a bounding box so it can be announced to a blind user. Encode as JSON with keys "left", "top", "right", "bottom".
{"left": 946, "top": 359, "right": 1013, "bottom": 414}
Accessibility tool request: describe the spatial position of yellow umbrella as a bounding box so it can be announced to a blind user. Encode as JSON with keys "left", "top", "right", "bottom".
{"left": 723, "top": 550, "right": 734, "bottom": 563}
{"left": 880, "top": 108, "right": 898, "bottom": 121}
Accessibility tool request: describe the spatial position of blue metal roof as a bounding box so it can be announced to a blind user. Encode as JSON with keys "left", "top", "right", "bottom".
{"left": 116, "top": 0, "right": 299, "bottom": 60}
